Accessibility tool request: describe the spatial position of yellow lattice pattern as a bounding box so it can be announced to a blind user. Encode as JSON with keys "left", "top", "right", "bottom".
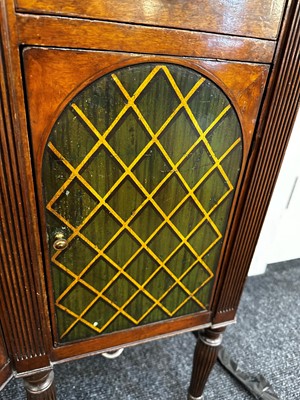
{"left": 46, "top": 66, "right": 241, "bottom": 339}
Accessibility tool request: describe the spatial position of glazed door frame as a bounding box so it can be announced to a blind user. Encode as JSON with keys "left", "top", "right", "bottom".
{"left": 22, "top": 49, "right": 269, "bottom": 359}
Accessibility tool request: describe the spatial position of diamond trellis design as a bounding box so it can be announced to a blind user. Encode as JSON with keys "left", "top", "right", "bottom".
{"left": 42, "top": 63, "right": 243, "bottom": 342}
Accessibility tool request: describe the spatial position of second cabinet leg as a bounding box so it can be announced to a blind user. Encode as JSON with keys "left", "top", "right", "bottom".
{"left": 188, "top": 327, "right": 225, "bottom": 400}
{"left": 23, "top": 370, "right": 56, "bottom": 400}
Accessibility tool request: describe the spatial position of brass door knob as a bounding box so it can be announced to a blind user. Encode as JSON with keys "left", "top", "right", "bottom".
{"left": 53, "top": 232, "right": 68, "bottom": 251}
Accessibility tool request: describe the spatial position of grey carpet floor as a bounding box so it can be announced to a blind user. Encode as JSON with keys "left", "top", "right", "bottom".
{"left": 1, "top": 260, "right": 299, "bottom": 399}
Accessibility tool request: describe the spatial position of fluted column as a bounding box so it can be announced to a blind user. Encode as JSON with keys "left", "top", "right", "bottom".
{"left": 188, "top": 327, "right": 225, "bottom": 400}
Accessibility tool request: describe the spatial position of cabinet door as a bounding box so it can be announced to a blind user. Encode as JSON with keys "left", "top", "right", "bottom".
{"left": 23, "top": 49, "right": 268, "bottom": 345}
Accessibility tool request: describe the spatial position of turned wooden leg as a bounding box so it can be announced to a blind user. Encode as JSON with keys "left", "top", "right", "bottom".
{"left": 23, "top": 370, "right": 56, "bottom": 400}
{"left": 188, "top": 327, "right": 225, "bottom": 400}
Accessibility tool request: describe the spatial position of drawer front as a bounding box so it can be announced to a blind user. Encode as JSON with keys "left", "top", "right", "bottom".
{"left": 23, "top": 49, "right": 268, "bottom": 344}
{"left": 16, "top": 0, "right": 286, "bottom": 40}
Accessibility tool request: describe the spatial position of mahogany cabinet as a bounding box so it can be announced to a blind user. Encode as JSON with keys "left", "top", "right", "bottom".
{"left": 0, "top": 0, "right": 299, "bottom": 398}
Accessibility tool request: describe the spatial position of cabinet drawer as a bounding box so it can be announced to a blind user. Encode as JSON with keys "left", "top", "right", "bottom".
{"left": 16, "top": 0, "right": 286, "bottom": 40}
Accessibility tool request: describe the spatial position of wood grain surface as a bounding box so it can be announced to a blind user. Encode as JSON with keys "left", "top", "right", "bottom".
{"left": 17, "top": 14, "right": 276, "bottom": 64}
{"left": 16, "top": 0, "right": 286, "bottom": 39}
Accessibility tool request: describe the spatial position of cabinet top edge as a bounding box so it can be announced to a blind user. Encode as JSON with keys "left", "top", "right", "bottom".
{"left": 14, "top": 0, "right": 287, "bottom": 41}
{"left": 16, "top": 14, "right": 276, "bottom": 64}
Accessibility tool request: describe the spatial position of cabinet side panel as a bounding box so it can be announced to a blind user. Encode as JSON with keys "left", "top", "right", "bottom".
{"left": 214, "top": 0, "right": 300, "bottom": 321}
{"left": 0, "top": 1, "right": 52, "bottom": 372}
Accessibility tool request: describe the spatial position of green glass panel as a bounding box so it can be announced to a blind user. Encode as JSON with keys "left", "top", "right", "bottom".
{"left": 49, "top": 108, "right": 98, "bottom": 167}
{"left": 106, "top": 109, "right": 151, "bottom": 166}
{"left": 159, "top": 110, "right": 199, "bottom": 164}
{"left": 81, "top": 147, "right": 124, "bottom": 198}
{"left": 84, "top": 299, "right": 117, "bottom": 331}
{"left": 194, "top": 169, "right": 229, "bottom": 212}
{"left": 148, "top": 225, "right": 181, "bottom": 261}
{"left": 170, "top": 198, "right": 204, "bottom": 237}
{"left": 188, "top": 221, "right": 219, "bottom": 256}
{"left": 144, "top": 269, "right": 175, "bottom": 299}
{"left": 153, "top": 175, "right": 188, "bottom": 215}
{"left": 166, "top": 246, "right": 197, "bottom": 278}
{"left": 60, "top": 283, "right": 96, "bottom": 317}
{"left": 124, "top": 292, "right": 154, "bottom": 321}
{"left": 161, "top": 286, "right": 190, "bottom": 313}
{"left": 51, "top": 266, "right": 73, "bottom": 300}
{"left": 126, "top": 250, "right": 160, "bottom": 285}
{"left": 129, "top": 205, "right": 164, "bottom": 241}
{"left": 188, "top": 79, "right": 229, "bottom": 133}
{"left": 81, "top": 208, "right": 121, "bottom": 249}
{"left": 135, "top": 69, "right": 181, "bottom": 132}
{"left": 83, "top": 258, "right": 116, "bottom": 292}
{"left": 104, "top": 276, "right": 138, "bottom": 308}
{"left": 56, "top": 237, "right": 97, "bottom": 275}
{"left": 113, "top": 64, "right": 154, "bottom": 97}
{"left": 178, "top": 142, "right": 214, "bottom": 188}
{"left": 106, "top": 231, "right": 140, "bottom": 266}
{"left": 132, "top": 144, "right": 172, "bottom": 193}
{"left": 73, "top": 74, "right": 127, "bottom": 134}
{"left": 43, "top": 149, "right": 71, "bottom": 200}
{"left": 42, "top": 63, "right": 243, "bottom": 343}
{"left": 206, "top": 109, "right": 242, "bottom": 158}
{"left": 106, "top": 178, "right": 146, "bottom": 221}
{"left": 51, "top": 178, "right": 98, "bottom": 228}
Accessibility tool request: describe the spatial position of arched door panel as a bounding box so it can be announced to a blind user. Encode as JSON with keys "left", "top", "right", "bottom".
{"left": 42, "top": 62, "right": 242, "bottom": 342}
